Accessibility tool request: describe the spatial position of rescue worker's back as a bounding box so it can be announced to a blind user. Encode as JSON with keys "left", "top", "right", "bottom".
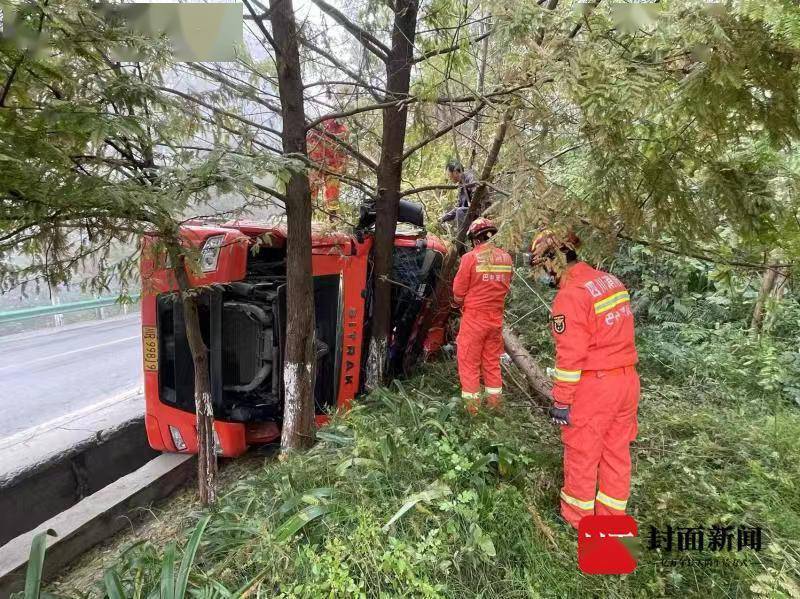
{"left": 453, "top": 243, "right": 513, "bottom": 323}
{"left": 550, "top": 261, "right": 638, "bottom": 405}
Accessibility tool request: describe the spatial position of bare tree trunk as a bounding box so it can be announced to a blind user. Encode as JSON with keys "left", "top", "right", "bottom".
{"left": 751, "top": 256, "right": 783, "bottom": 335}
{"left": 365, "top": 0, "right": 420, "bottom": 389}
{"left": 502, "top": 327, "right": 552, "bottom": 407}
{"left": 174, "top": 257, "right": 217, "bottom": 506}
{"left": 269, "top": 0, "right": 317, "bottom": 453}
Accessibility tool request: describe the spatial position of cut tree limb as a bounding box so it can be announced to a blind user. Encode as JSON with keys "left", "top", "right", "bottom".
{"left": 502, "top": 327, "right": 553, "bottom": 407}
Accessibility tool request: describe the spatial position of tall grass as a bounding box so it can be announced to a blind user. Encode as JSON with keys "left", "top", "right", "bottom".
{"left": 26, "top": 270, "right": 800, "bottom": 598}
{"left": 33, "top": 351, "right": 800, "bottom": 598}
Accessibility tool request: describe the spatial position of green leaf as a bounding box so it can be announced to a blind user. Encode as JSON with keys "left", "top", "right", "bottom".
{"left": 470, "top": 453, "right": 498, "bottom": 472}
{"left": 174, "top": 514, "right": 211, "bottom": 598}
{"left": 316, "top": 431, "right": 354, "bottom": 445}
{"left": 103, "top": 569, "right": 125, "bottom": 599}
{"left": 24, "top": 529, "right": 57, "bottom": 599}
{"left": 160, "top": 542, "right": 176, "bottom": 599}
{"left": 379, "top": 433, "right": 397, "bottom": 464}
{"left": 278, "top": 487, "right": 334, "bottom": 517}
{"left": 382, "top": 482, "right": 451, "bottom": 532}
{"left": 275, "top": 505, "right": 329, "bottom": 543}
{"left": 422, "top": 418, "right": 449, "bottom": 437}
{"left": 473, "top": 525, "right": 497, "bottom": 558}
{"left": 335, "top": 457, "right": 381, "bottom": 476}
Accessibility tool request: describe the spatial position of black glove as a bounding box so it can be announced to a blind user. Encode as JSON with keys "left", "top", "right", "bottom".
{"left": 549, "top": 403, "right": 570, "bottom": 426}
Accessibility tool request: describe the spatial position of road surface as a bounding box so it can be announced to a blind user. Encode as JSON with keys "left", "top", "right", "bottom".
{"left": 0, "top": 315, "right": 143, "bottom": 437}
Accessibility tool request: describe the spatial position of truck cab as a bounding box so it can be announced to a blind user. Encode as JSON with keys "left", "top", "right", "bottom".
{"left": 140, "top": 212, "right": 447, "bottom": 457}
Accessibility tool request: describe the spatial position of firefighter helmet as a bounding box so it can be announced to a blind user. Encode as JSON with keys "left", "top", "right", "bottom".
{"left": 529, "top": 227, "right": 580, "bottom": 284}
{"left": 467, "top": 217, "right": 498, "bottom": 241}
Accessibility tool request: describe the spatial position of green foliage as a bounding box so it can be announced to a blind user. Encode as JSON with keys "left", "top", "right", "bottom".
{"left": 482, "top": 0, "right": 800, "bottom": 269}
{"left": 0, "top": 0, "right": 290, "bottom": 297}
{"left": 48, "top": 330, "right": 800, "bottom": 598}
{"left": 12, "top": 529, "right": 57, "bottom": 599}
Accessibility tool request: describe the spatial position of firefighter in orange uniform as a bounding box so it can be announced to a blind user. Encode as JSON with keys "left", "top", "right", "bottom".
{"left": 529, "top": 228, "right": 640, "bottom": 529}
{"left": 306, "top": 118, "right": 348, "bottom": 215}
{"left": 453, "top": 218, "right": 513, "bottom": 414}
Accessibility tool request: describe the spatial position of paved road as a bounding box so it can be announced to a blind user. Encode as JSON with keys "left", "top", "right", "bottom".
{"left": 0, "top": 315, "right": 143, "bottom": 437}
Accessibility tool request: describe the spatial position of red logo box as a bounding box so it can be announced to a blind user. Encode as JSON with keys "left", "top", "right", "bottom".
{"left": 578, "top": 515, "right": 638, "bottom": 575}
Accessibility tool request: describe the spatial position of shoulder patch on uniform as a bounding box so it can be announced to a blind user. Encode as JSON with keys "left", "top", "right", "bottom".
{"left": 552, "top": 314, "right": 566, "bottom": 334}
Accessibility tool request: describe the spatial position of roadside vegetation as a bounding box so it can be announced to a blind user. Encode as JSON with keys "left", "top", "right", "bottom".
{"left": 33, "top": 252, "right": 800, "bottom": 599}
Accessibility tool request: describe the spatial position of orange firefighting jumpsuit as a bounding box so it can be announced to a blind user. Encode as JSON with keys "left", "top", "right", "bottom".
{"left": 551, "top": 261, "right": 639, "bottom": 528}
{"left": 307, "top": 120, "right": 348, "bottom": 213}
{"left": 453, "top": 242, "right": 513, "bottom": 411}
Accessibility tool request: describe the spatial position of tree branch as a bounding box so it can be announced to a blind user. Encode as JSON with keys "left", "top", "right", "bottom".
{"left": 298, "top": 37, "right": 384, "bottom": 102}
{"left": 402, "top": 101, "right": 486, "bottom": 161}
{"left": 243, "top": 0, "right": 277, "bottom": 49}
{"left": 310, "top": 0, "right": 390, "bottom": 62}
{"left": 156, "top": 85, "right": 283, "bottom": 137}
{"left": 188, "top": 63, "right": 282, "bottom": 114}
{"left": 305, "top": 99, "right": 405, "bottom": 131}
{"left": 412, "top": 30, "right": 492, "bottom": 64}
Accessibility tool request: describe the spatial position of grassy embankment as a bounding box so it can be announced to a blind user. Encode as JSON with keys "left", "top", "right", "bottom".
{"left": 44, "top": 279, "right": 800, "bottom": 598}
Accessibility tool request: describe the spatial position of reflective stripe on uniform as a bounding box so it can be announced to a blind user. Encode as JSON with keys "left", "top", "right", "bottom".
{"left": 461, "top": 391, "right": 480, "bottom": 399}
{"left": 594, "top": 290, "right": 630, "bottom": 314}
{"left": 485, "top": 386, "right": 502, "bottom": 395}
{"left": 553, "top": 368, "right": 581, "bottom": 383}
{"left": 596, "top": 491, "right": 628, "bottom": 511}
{"left": 475, "top": 264, "right": 513, "bottom": 273}
{"left": 560, "top": 490, "right": 594, "bottom": 511}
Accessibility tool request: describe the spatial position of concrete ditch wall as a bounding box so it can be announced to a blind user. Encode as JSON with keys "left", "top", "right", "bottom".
{"left": 0, "top": 417, "right": 158, "bottom": 546}
{"left": 0, "top": 453, "right": 195, "bottom": 597}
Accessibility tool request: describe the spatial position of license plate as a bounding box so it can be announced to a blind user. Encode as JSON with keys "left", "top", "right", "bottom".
{"left": 142, "top": 326, "right": 159, "bottom": 371}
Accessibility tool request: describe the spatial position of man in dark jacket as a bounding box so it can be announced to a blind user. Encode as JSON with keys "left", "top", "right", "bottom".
{"left": 440, "top": 159, "right": 478, "bottom": 229}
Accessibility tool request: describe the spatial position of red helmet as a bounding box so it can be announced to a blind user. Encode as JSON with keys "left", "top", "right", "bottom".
{"left": 467, "top": 217, "right": 498, "bottom": 241}
{"left": 529, "top": 227, "right": 581, "bottom": 267}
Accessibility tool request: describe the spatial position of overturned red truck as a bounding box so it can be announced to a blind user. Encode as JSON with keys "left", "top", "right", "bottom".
{"left": 140, "top": 203, "right": 449, "bottom": 457}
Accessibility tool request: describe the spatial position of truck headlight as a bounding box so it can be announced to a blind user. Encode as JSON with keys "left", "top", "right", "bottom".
{"left": 169, "top": 425, "right": 187, "bottom": 451}
{"left": 200, "top": 235, "right": 225, "bottom": 272}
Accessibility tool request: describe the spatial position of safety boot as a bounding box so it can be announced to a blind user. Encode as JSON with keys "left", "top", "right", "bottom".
{"left": 485, "top": 394, "right": 502, "bottom": 411}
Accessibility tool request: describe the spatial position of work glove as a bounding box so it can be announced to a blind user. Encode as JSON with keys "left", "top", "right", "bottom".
{"left": 549, "top": 403, "right": 570, "bottom": 426}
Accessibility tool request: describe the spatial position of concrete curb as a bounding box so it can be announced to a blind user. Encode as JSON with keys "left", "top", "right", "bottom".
{"left": 0, "top": 393, "right": 155, "bottom": 546}
{"left": 0, "top": 453, "right": 195, "bottom": 597}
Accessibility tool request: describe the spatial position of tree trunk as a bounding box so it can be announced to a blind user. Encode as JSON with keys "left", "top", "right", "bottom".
{"left": 468, "top": 15, "right": 490, "bottom": 169}
{"left": 270, "top": 0, "right": 317, "bottom": 453}
{"left": 174, "top": 256, "right": 217, "bottom": 506}
{"left": 751, "top": 257, "right": 782, "bottom": 335}
{"left": 502, "top": 327, "right": 552, "bottom": 407}
{"left": 365, "top": 0, "right": 420, "bottom": 389}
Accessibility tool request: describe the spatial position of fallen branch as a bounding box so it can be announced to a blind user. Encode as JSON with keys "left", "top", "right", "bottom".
{"left": 502, "top": 327, "right": 553, "bottom": 407}
{"left": 526, "top": 502, "right": 560, "bottom": 552}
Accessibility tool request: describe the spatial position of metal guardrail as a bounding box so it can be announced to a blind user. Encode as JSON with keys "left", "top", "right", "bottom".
{"left": 0, "top": 296, "right": 140, "bottom": 324}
